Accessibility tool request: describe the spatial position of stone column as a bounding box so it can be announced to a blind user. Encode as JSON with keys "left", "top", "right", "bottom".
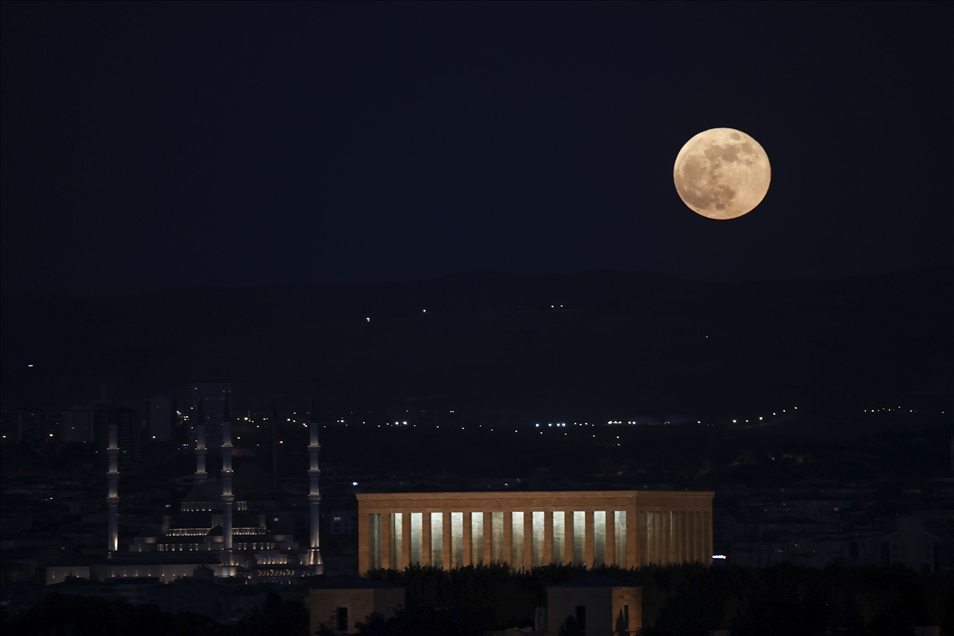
{"left": 647, "top": 510, "right": 656, "bottom": 565}
{"left": 647, "top": 510, "right": 655, "bottom": 565}
{"left": 670, "top": 510, "right": 678, "bottom": 563}
{"left": 685, "top": 510, "right": 693, "bottom": 563}
{"left": 442, "top": 511, "right": 452, "bottom": 570}
{"left": 672, "top": 510, "right": 679, "bottom": 563}
{"left": 687, "top": 510, "right": 693, "bottom": 563}
{"left": 462, "top": 511, "right": 472, "bottom": 567}
{"left": 695, "top": 510, "right": 704, "bottom": 563}
{"left": 636, "top": 507, "right": 647, "bottom": 567}
{"left": 584, "top": 510, "right": 595, "bottom": 567}
{"left": 503, "top": 510, "right": 513, "bottom": 566}
{"left": 421, "top": 512, "right": 432, "bottom": 566}
{"left": 627, "top": 504, "right": 638, "bottom": 568}
{"left": 543, "top": 510, "right": 553, "bottom": 564}
{"left": 381, "top": 511, "right": 392, "bottom": 570}
{"left": 402, "top": 510, "right": 411, "bottom": 568}
{"left": 670, "top": 511, "right": 676, "bottom": 564}
{"left": 702, "top": 510, "right": 712, "bottom": 565}
{"left": 681, "top": 510, "right": 690, "bottom": 563}
{"left": 606, "top": 509, "right": 616, "bottom": 566}
{"left": 673, "top": 510, "right": 686, "bottom": 563}
{"left": 564, "top": 509, "right": 575, "bottom": 564}
{"left": 482, "top": 512, "right": 492, "bottom": 565}
{"left": 524, "top": 511, "right": 533, "bottom": 571}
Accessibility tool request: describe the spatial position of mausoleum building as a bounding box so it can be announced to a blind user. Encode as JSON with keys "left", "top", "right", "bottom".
{"left": 356, "top": 490, "right": 713, "bottom": 574}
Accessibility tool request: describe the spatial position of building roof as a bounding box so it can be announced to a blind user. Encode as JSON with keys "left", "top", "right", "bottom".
{"left": 183, "top": 479, "right": 225, "bottom": 502}
{"left": 356, "top": 490, "right": 714, "bottom": 503}
{"left": 551, "top": 574, "right": 637, "bottom": 588}
{"left": 168, "top": 511, "right": 213, "bottom": 530}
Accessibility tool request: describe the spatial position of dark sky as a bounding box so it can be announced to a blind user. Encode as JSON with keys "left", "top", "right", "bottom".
{"left": 2, "top": 2, "right": 951, "bottom": 296}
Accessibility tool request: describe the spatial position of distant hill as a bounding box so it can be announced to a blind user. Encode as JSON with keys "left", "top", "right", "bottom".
{"left": 2, "top": 267, "right": 951, "bottom": 419}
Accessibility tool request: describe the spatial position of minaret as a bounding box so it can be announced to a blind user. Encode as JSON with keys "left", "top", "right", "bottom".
{"left": 271, "top": 395, "right": 280, "bottom": 487}
{"left": 306, "top": 395, "right": 323, "bottom": 574}
{"left": 220, "top": 399, "right": 234, "bottom": 576}
{"left": 194, "top": 399, "right": 208, "bottom": 486}
{"left": 107, "top": 424, "right": 119, "bottom": 556}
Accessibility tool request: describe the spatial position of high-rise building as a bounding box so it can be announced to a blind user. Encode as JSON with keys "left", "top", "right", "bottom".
{"left": 62, "top": 409, "right": 95, "bottom": 443}
{"left": 188, "top": 383, "right": 231, "bottom": 450}
{"left": 95, "top": 405, "right": 141, "bottom": 465}
{"left": 148, "top": 396, "right": 174, "bottom": 442}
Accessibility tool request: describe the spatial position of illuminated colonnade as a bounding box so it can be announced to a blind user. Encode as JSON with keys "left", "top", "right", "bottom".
{"left": 356, "top": 491, "right": 713, "bottom": 574}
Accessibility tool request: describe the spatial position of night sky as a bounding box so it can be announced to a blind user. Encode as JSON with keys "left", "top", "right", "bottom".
{"left": 2, "top": 2, "right": 951, "bottom": 297}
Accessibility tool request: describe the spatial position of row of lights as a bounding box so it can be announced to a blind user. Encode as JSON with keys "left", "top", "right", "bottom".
{"left": 732, "top": 407, "right": 797, "bottom": 425}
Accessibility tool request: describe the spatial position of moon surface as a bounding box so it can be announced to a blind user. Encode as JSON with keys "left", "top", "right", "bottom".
{"left": 673, "top": 128, "right": 771, "bottom": 220}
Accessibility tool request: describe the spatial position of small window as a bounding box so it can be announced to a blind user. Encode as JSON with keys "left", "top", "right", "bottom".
{"left": 335, "top": 606, "right": 348, "bottom": 631}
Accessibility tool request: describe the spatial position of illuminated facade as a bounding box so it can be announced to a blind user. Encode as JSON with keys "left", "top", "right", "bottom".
{"left": 305, "top": 396, "right": 324, "bottom": 574}
{"left": 356, "top": 490, "right": 713, "bottom": 574}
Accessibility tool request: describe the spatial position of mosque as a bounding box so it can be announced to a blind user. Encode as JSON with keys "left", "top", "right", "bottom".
{"left": 46, "top": 400, "right": 324, "bottom": 585}
{"left": 46, "top": 397, "right": 715, "bottom": 588}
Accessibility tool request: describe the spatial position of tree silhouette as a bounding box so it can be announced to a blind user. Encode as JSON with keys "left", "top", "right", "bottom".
{"left": 558, "top": 615, "right": 585, "bottom": 636}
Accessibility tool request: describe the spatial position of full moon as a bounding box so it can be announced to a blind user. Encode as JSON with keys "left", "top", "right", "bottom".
{"left": 673, "top": 128, "right": 771, "bottom": 220}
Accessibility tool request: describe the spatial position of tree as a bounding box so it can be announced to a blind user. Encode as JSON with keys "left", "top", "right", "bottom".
{"left": 558, "top": 615, "right": 585, "bottom": 636}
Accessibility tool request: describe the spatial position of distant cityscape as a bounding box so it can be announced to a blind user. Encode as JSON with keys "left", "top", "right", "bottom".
{"left": 2, "top": 268, "right": 951, "bottom": 632}
{"left": 2, "top": 375, "right": 951, "bottom": 627}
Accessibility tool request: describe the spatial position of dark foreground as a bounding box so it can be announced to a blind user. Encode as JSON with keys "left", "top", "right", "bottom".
{"left": 3, "top": 562, "right": 951, "bottom": 636}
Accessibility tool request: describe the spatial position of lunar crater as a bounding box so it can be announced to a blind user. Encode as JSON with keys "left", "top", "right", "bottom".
{"left": 673, "top": 128, "right": 770, "bottom": 220}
